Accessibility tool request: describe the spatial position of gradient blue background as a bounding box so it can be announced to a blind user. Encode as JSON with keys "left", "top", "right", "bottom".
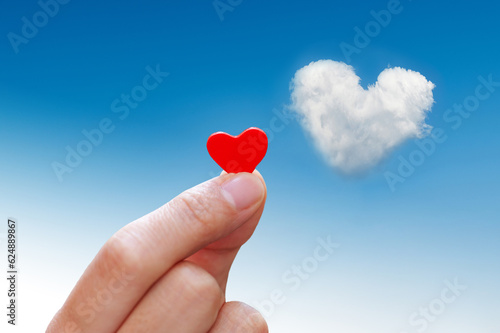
{"left": 1, "top": 0, "right": 499, "bottom": 331}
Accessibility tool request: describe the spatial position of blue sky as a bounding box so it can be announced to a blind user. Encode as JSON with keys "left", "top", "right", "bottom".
{"left": 1, "top": 0, "right": 499, "bottom": 332}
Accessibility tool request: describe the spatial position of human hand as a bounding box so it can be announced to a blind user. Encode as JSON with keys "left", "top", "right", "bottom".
{"left": 47, "top": 171, "right": 268, "bottom": 333}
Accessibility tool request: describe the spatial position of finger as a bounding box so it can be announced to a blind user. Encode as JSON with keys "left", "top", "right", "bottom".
{"left": 47, "top": 172, "right": 266, "bottom": 333}
{"left": 186, "top": 170, "right": 267, "bottom": 290}
{"left": 118, "top": 261, "right": 224, "bottom": 333}
{"left": 208, "top": 301, "right": 268, "bottom": 333}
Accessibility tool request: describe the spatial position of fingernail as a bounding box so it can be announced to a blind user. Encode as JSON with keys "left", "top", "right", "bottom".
{"left": 221, "top": 173, "right": 264, "bottom": 210}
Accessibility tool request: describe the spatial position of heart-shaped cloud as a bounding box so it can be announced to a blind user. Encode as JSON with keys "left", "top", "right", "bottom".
{"left": 290, "top": 60, "right": 435, "bottom": 174}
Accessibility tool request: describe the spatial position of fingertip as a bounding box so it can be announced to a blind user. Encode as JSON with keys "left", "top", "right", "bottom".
{"left": 251, "top": 169, "right": 266, "bottom": 191}
{"left": 217, "top": 170, "right": 267, "bottom": 206}
{"left": 220, "top": 173, "right": 265, "bottom": 211}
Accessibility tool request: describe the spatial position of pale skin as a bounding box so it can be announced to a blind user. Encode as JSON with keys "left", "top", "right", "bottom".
{"left": 47, "top": 171, "right": 268, "bottom": 333}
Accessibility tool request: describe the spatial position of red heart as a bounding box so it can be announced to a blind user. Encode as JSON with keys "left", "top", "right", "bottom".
{"left": 207, "top": 127, "right": 268, "bottom": 173}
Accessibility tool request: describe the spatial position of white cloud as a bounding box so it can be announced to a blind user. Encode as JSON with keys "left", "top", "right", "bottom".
{"left": 290, "top": 60, "right": 435, "bottom": 174}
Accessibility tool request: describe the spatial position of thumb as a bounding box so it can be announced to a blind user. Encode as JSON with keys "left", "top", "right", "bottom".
{"left": 48, "top": 172, "right": 266, "bottom": 333}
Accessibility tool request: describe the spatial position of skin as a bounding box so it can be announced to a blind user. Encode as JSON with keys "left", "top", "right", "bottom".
{"left": 47, "top": 170, "right": 268, "bottom": 333}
